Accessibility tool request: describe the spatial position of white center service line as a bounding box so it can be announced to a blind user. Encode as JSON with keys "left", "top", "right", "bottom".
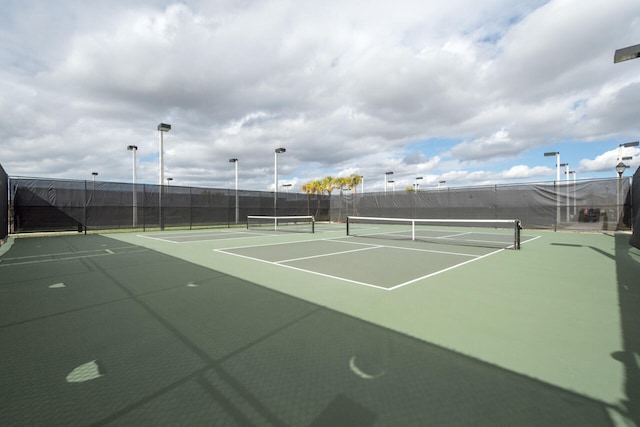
{"left": 274, "top": 245, "right": 382, "bottom": 264}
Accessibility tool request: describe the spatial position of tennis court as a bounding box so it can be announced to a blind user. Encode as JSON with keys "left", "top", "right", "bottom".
{"left": 1, "top": 220, "right": 639, "bottom": 426}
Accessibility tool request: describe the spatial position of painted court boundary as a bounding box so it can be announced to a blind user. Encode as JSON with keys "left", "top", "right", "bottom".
{"left": 214, "top": 237, "right": 508, "bottom": 291}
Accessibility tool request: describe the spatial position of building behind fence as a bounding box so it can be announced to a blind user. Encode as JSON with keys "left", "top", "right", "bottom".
{"left": 4, "top": 173, "right": 636, "bottom": 236}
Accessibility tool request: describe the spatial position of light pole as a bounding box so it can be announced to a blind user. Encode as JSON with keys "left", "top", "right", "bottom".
{"left": 283, "top": 183, "right": 291, "bottom": 193}
{"left": 616, "top": 161, "right": 629, "bottom": 226}
{"left": 384, "top": 171, "right": 393, "bottom": 193}
{"left": 229, "top": 158, "right": 239, "bottom": 224}
{"left": 566, "top": 170, "right": 576, "bottom": 217}
{"left": 127, "top": 145, "right": 138, "bottom": 227}
{"left": 388, "top": 180, "right": 395, "bottom": 193}
{"left": 544, "top": 151, "right": 561, "bottom": 226}
{"left": 415, "top": 176, "right": 423, "bottom": 192}
{"left": 91, "top": 172, "right": 98, "bottom": 190}
{"left": 560, "top": 163, "right": 569, "bottom": 222}
{"left": 274, "top": 148, "right": 286, "bottom": 215}
{"left": 158, "top": 123, "right": 171, "bottom": 230}
{"left": 166, "top": 177, "right": 173, "bottom": 185}
{"left": 438, "top": 180, "right": 446, "bottom": 190}
{"left": 618, "top": 141, "right": 639, "bottom": 163}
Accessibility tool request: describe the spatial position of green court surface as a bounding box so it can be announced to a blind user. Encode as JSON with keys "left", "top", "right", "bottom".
{"left": 1, "top": 223, "right": 639, "bottom": 426}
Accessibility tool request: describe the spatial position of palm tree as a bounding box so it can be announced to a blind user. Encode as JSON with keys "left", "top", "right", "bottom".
{"left": 310, "top": 179, "right": 325, "bottom": 218}
{"left": 301, "top": 182, "right": 314, "bottom": 215}
{"left": 322, "top": 176, "right": 337, "bottom": 197}
{"left": 346, "top": 174, "right": 363, "bottom": 216}
{"left": 333, "top": 176, "right": 349, "bottom": 221}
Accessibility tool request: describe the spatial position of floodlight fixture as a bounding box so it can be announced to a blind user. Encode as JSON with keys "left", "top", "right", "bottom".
{"left": 275, "top": 147, "right": 286, "bottom": 154}
{"left": 158, "top": 123, "right": 172, "bottom": 132}
{"left": 614, "top": 44, "right": 640, "bottom": 63}
{"left": 622, "top": 141, "right": 639, "bottom": 148}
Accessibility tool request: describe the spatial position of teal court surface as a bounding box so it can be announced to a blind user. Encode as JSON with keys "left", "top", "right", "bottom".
{"left": 1, "top": 222, "right": 639, "bottom": 426}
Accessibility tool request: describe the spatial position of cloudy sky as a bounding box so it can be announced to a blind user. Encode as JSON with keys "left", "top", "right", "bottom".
{"left": 1, "top": 0, "right": 639, "bottom": 192}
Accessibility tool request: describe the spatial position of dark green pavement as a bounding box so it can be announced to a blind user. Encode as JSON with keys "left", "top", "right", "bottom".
{"left": 0, "top": 229, "right": 638, "bottom": 425}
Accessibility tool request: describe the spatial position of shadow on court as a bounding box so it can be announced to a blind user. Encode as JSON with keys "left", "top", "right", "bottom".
{"left": 0, "top": 234, "right": 616, "bottom": 425}
{"left": 614, "top": 233, "right": 640, "bottom": 426}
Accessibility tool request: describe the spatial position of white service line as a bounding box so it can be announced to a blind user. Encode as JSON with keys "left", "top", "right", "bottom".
{"left": 387, "top": 247, "right": 505, "bottom": 290}
{"left": 214, "top": 248, "right": 389, "bottom": 290}
{"left": 0, "top": 249, "right": 149, "bottom": 267}
{"left": 274, "top": 245, "right": 382, "bottom": 264}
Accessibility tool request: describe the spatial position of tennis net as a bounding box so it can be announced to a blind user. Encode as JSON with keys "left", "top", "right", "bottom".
{"left": 346, "top": 216, "right": 521, "bottom": 249}
{"left": 247, "top": 215, "right": 315, "bottom": 233}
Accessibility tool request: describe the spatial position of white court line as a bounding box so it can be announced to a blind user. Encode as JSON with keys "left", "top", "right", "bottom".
{"left": 0, "top": 246, "right": 139, "bottom": 261}
{"left": 324, "top": 237, "right": 480, "bottom": 257}
{"left": 214, "top": 248, "right": 389, "bottom": 290}
{"left": 213, "top": 234, "right": 540, "bottom": 291}
{"left": 137, "top": 230, "right": 298, "bottom": 244}
{"left": 275, "top": 245, "right": 383, "bottom": 264}
{"left": 0, "top": 249, "right": 149, "bottom": 267}
{"left": 216, "top": 238, "right": 322, "bottom": 252}
{"left": 387, "top": 248, "right": 505, "bottom": 290}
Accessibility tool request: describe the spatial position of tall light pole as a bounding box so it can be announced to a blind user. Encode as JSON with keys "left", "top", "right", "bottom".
{"left": 618, "top": 141, "right": 639, "bottom": 163}
{"left": 127, "top": 145, "right": 138, "bottom": 227}
{"left": 274, "top": 148, "right": 286, "bottom": 215}
{"left": 616, "top": 162, "right": 630, "bottom": 226}
{"left": 560, "top": 163, "right": 569, "bottom": 221}
{"left": 415, "top": 176, "right": 423, "bottom": 192}
{"left": 229, "top": 158, "right": 239, "bottom": 224}
{"left": 566, "top": 170, "right": 576, "bottom": 217}
{"left": 544, "top": 151, "right": 561, "bottom": 226}
{"left": 384, "top": 171, "right": 393, "bottom": 193}
{"left": 388, "top": 180, "right": 395, "bottom": 193}
{"left": 91, "top": 172, "right": 98, "bottom": 190}
{"left": 166, "top": 177, "right": 173, "bottom": 186}
{"left": 158, "top": 123, "right": 171, "bottom": 230}
{"left": 283, "top": 183, "right": 291, "bottom": 193}
{"left": 438, "top": 180, "right": 446, "bottom": 190}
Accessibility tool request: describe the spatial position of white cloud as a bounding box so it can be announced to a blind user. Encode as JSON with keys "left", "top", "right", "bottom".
{"left": 0, "top": 0, "right": 639, "bottom": 191}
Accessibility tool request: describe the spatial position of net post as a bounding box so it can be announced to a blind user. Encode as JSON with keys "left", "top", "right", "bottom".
{"left": 311, "top": 217, "right": 315, "bottom": 234}
{"left": 515, "top": 220, "right": 521, "bottom": 250}
{"left": 246, "top": 217, "right": 249, "bottom": 230}
{"left": 411, "top": 219, "right": 416, "bottom": 241}
{"left": 346, "top": 217, "right": 350, "bottom": 236}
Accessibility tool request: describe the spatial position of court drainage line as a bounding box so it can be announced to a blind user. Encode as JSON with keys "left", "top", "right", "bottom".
{"left": 387, "top": 247, "right": 506, "bottom": 290}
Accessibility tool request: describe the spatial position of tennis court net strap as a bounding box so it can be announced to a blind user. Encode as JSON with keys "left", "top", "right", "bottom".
{"left": 247, "top": 215, "right": 315, "bottom": 233}
{"left": 346, "top": 216, "right": 521, "bottom": 250}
